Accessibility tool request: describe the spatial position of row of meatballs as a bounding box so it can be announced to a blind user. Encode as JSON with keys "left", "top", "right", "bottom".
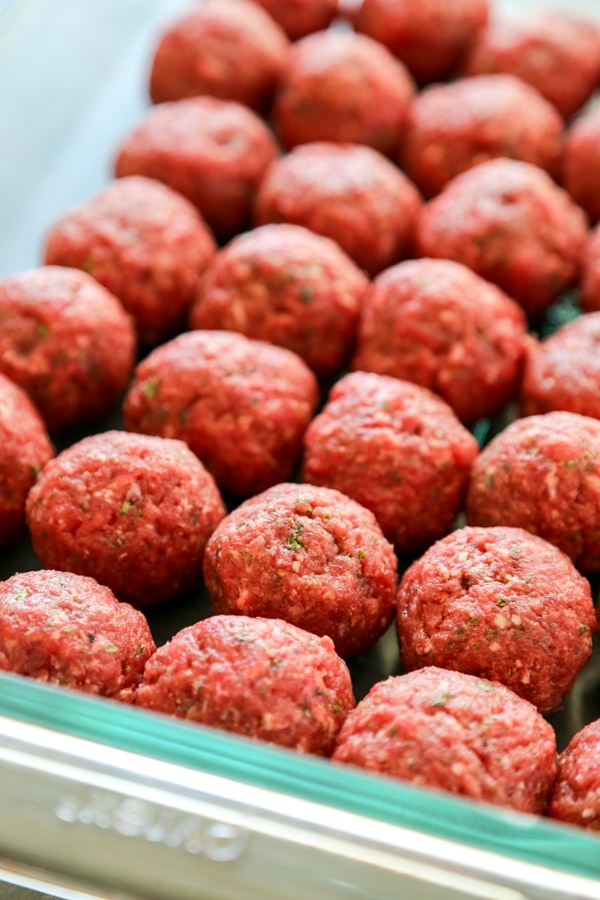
{"left": 0, "top": 517, "right": 597, "bottom": 830}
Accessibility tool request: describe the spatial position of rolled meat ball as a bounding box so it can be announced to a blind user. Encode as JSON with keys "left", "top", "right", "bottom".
{"left": 123, "top": 330, "right": 318, "bottom": 498}
{"left": 351, "top": 258, "right": 527, "bottom": 426}
{"left": 44, "top": 176, "right": 216, "bottom": 347}
{"left": 252, "top": 0, "right": 338, "bottom": 40}
{"left": 149, "top": 0, "right": 289, "bottom": 111}
{"left": 114, "top": 97, "right": 278, "bottom": 241}
{"left": 399, "top": 74, "right": 563, "bottom": 199}
{"left": 466, "top": 411, "right": 600, "bottom": 574}
{"left": 0, "top": 372, "right": 53, "bottom": 548}
{"left": 332, "top": 667, "right": 557, "bottom": 815}
{"left": 273, "top": 30, "right": 415, "bottom": 157}
{"left": 464, "top": 8, "right": 600, "bottom": 120}
{"left": 0, "top": 267, "right": 136, "bottom": 431}
{"left": 0, "top": 570, "right": 155, "bottom": 703}
{"left": 26, "top": 431, "right": 226, "bottom": 608}
{"left": 189, "top": 224, "right": 368, "bottom": 377}
{"left": 203, "top": 482, "right": 398, "bottom": 659}
{"left": 254, "top": 142, "right": 422, "bottom": 277}
{"left": 416, "top": 158, "right": 588, "bottom": 320}
{"left": 521, "top": 313, "right": 600, "bottom": 420}
{"left": 303, "top": 372, "right": 478, "bottom": 555}
{"left": 562, "top": 105, "right": 600, "bottom": 226}
{"left": 349, "top": 0, "right": 489, "bottom": 84}
{"left": 547, "top": 719, "right": 600, "bottom": 831}
{"left": 136, "top": 615, "right": 355, "bottom": 755}
{"left": 396, "top": 526, "right": 596, "bottom": 713}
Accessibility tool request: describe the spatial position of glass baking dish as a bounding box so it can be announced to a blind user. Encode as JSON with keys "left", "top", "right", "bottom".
{"left": 1, "top": 1, "right": 600, "bottom": 897}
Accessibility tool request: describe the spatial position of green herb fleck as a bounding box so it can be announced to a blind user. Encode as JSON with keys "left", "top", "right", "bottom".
{"left": 303, "top": 700, "right": 312, "bottom": 717}
{"left": 580, "top": 624, "right": 590, "bottom": 635}
{"left": 483, "top": 474, "right": 494, "bottom": 488}
{"left": 87, "top": 633, "right": 95, "bottom": 643}
{"left": 432, "top": 692, "right": 453, "bottom": 708}
{"left": 358, "top": 549, "right": 365, "bottom": 560}
{"left": 497, "top": 597, "right": 508, "bottom": 607}
{"left": 388, "top": 726, "right": 398, "bottom": 738}
{"left": 120, "top": 500, "right": 133, "bottom": 516}
{"left": 468, "top": 617, "right": 479, "bottom": 627}
{"left": 81, "top": 258, "right": 95, "bottom": 274}
{"left": 565, "top": 459, "right": 576, "bottom": 469}
{"left": 61, "top": 625, "right": 75, "bottom": 634}
{"left": 35, "top": 324, "right": 48, "bottom": 341}
{"left": 287, "top": 521, "right": 306, "bottom": 550}
{"left": 12, "top": 589, "right": 28, "bottom": 601}
{"left": 270, "top": 658, "right": 283, "bottom": 670}
{"left": 29, "top": 464, "right": 40, "bottom": 478}
{"left": 298, "top": 285, "right": 314, "bottom": 304}
{"left": 143, "top": 377, "right": 161, "bottom": 400}
{"left": 104, "top": 643, "right": 118, "bottom": 653}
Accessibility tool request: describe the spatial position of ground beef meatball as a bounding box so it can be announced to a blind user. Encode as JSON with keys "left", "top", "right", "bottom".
{"left": 253, "top": 0, "right": 337, "bottom": 40}
{"left": 302, "top": 372, "right": 478, "bottom": 555}
{"left": 149, "top": 0, "right": 289, "bottom": 111}
{"left": 0, "top": 570, "right": 155, "bottom": 703}
{"left": 26, "top": 431, "right": 225, "bottom": 608}
{"left": 464, "top": 9, "right": 600, "bottom": 121}
{"left": 0, "top": 267, "right": 136, "bottom": 431}
{"left": 417, "top": 158, "right": 588, "bottom": 320}
{"left": 0, "top": 373, "right": 53, "bottom": 548}
{"left": 44, "top": 177, "right": 216, "bottom": 347}
{"left": 396, "top": 527, "right": 595, "bottom": 714}
{"left": 273, "top": 30, "right": 415, "bottom": 157}
{"left": 547, "top": 719, "right": 600, "bottom": 830}
{"left": 400, "top": 74, "right": 563, "bottom": 199}
{"left": 189, "top": 224, "right": 367, "bottom": 376}
{"left": 332, "top": 667, "right": 557, "bottom": 814}
{"left": 114, "top": 97, "right": 278, "bottom": 241}
{"left": 254, "top": 143, "right": 422, "bottom": 276}
{"left": 136, "top": 615, "right": 354, "bottom": 755}
{"left": 521, "top": 313, "right": 600, "bottom": 420}
{"left": 352, "top": 258, "right": 527, "bottom": 426}
{"left": 581, "top": 225, "right": 600, "bottom": 315}
{"left": 466, "top": 412, "right": 600, "bottom": 574}
{"left": 203, "top": 483, "right": 397, "bottom": 659}
{"left": 123, "top": 330, "right": 318, "bottom": 498}
{"left": 349, "top": 0, "right": 489, "bottom": 84}
{"left": 563, "top": 106, "right": 600, "bottom": 226}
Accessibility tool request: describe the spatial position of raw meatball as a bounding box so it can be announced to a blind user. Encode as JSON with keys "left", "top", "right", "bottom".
{"left": 114, "top": 97, "right": 278, "bottom": 241}
{"left": 0, "top": 373, "right": 53, "bottom": 548}
{"left": 273, "top": 30, "right": 415, "bottom": 157}
{"left": 332, "top": 667, "right": 557, "bottom": 815}
{"left": 351, "top": 258, "right": 527, "bottom": 426}
{"left": 26, "top": 431, "right": 226, "bottom": 608}
{"left": 417, "top": 158, "right": 588, "bottom": 320}
{"left": 0, "top": 570, "right": 155, "bottom": 703}
{"left": 44, "top": 177, "right": 216, "bottom": 346}
{"left": 521, "top": 313, "right": 600, "bottom": 420}
{"left": 189, "top": 224, "right": 367, "bottom": 376}
{"left": 123, "top": 330, "right": 318, "bottom": 498}
{"left": 136, "top": 615, "right": 354, "bottom": 755}
{"left": 0, "top": 267, "right": 136, "bottom": 431}
{"left": 302, "top": 372, "right": 478, "bottom": 555}
{"left": 253, "top": 0, "right": 337, "bottom": 40}
{"left": 400, "top": 74, "right": 563, "bottom": 199}
{"left": 254, "top": 142, "right": 422, "bottom": 276}
{"left": 563, "top": 107, "right": 600, "bottom": 226}
{"left": 547, "top": 719, "right": 600, "bottom": 830}
{"left": 396, "top": 526, "right": 595, "bottom": 713}
{"left": 466, "top": 412, "right": 600, "bottom": 574}
{"left": 465, "top": 9, "right": 600, "bottom": 121}
{"left": 349, "top": 0, "right": 489, "bottom": 84}
{"left": 203, "top": 483, "right": 397, "bottom": 659}
{"left": 581, "top": 225, "right": 600, "bottom": 315}
{"left": 149, "top": 0, "right": 289, "bottom": 111}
